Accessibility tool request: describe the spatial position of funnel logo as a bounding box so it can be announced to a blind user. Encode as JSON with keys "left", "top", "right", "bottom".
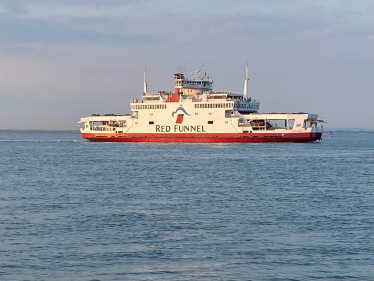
{"left": 172, "top": 107, "right": 190, "bottom": 124}
{"left": 156, "top": 107, "right": 205, "bottom": 133}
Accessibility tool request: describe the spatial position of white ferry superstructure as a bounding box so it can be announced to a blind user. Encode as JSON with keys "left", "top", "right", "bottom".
{"left": 78, "top": 65, "right": 323, "bottom": 143}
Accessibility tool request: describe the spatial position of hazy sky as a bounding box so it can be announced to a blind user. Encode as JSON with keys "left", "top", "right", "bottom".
{"left": 0, "top": 0, "right": 373, "bottom": 129}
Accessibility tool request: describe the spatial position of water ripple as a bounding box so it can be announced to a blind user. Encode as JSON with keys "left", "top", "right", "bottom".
{"left": 0, "top": 131, "right": 373, "bottom": 280}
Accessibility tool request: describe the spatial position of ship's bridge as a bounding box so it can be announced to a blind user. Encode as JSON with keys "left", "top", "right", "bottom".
{"left": 174, "top": 71, "right": 213, "bottom": 96}
{"left": 182, "top": 79, "right": 213, "bottom": 90}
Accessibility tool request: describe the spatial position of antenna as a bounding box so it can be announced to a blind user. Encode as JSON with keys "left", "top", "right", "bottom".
{"left": 143, "top": 67, "right": 148, "bottom": 96}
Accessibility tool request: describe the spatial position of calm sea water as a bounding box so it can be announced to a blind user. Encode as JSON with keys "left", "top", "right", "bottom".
{"left": 0, "top": 130, "right": 373, "bottom": 281}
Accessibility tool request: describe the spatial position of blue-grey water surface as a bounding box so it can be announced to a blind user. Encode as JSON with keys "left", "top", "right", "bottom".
{"left": 0, "top": 130, "right": 373, "bottom": 281}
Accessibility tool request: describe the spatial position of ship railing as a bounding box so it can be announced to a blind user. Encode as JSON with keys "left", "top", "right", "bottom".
{"left": 132, "top": 100, "right": 168, "bottom": 103}
{"left": 181, "top": 96, "right": 195, "bottom": 102}
{"left": 232, "top": 98, "right": 261, "bottom": 102}
{"left": 214, "top": 91, "right": 241, "bottom": 95}
{"left": 92, "top": 127, "right": 117, "bottom": 131}
{"left": 143, "top": 100, "right": 167, "bottom": 103}
{"left": 241, "top": 98, "right": 260, "bottom": 102}
{"left": 132, "top": 100, "right": 168, "bottom": 104}
{"left": 91, "top": 124, "right": 128, "bottom": 131}
{"left": 237, "top": 123, "right": 267, "bottom": 130}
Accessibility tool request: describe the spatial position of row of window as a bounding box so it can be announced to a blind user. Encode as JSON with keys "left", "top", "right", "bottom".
{"left": 175, "top": 81, "right": 211, "bottom": 86}
{"left": 195, "top": 103, "right": 233, "bottom": 109}
{"left": 132, "top": 104, "right": 167, "bottom": 110}
{"left": 131, "top": 103, "right": 234, "bottom": 110}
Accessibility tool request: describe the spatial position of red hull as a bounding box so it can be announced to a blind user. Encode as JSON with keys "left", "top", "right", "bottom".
{"left": 81, "top": 132, "right": 322, "bottom": 143}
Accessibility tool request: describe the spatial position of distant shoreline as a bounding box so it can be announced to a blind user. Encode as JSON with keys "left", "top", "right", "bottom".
{"left": 323, "top": 128, "right": 374, "bottom": 133}
{"left": 323, "top": 131, "right": 373, "bottom": 134}
{"left": 1, "top": 128, "right": 373, "bottom": 133}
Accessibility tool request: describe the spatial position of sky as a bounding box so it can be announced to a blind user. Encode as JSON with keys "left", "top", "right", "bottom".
{"left": 0, "top": 0, "right": 373, "bottom": 129}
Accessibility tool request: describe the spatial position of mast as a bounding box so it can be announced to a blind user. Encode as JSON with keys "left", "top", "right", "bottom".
{"left": 243, "top": 62, "right": 249, "bottom": 100}
{"left": 143, "top": 67, "right": 148, "bottom": 96}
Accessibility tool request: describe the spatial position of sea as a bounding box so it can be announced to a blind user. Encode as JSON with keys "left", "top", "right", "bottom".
{"left": 0, "top": 130, "right": 373, "bottom": 281}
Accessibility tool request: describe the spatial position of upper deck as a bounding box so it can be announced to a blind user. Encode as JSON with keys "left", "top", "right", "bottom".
{"left": 134, "top": 66, "right": 260, "bottom": 113}
{"left": 130, "top": 93, "right": 260, "bottom": 113}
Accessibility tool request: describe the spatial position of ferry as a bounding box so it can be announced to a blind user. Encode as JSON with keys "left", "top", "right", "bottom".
{"left": 78, "top": 64, "right": 323, "bottom": 142}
